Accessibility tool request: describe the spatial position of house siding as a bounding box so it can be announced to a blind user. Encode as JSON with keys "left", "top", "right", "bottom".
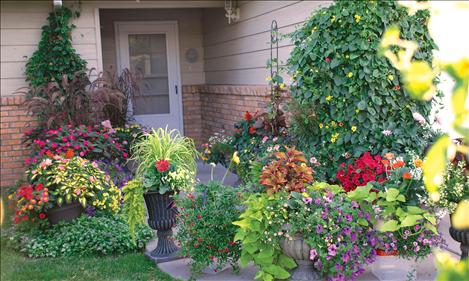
{"left": 202, "top": 0, "right": 331, "bottom": 85}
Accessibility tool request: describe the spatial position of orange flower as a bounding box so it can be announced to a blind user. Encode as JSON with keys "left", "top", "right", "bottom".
{"left": 248, "top": 126, "right": 256, "bottom": 135}
{"left": 392, "top": 160, "right": 405, "bottom": 169}
{"left": 384, "top": 153, "right": 395, "bottom": 160}
{"left": 403, "top": 172, "right": 412, "bottom": 180}
{"left": 381, "top": 160, "right": 390, "bottom": 166}
{"left": 413, "top": 159, "right": 423, "bottom": 168}
{"left": 46, "top": 151, "right": 54, "bottom": 158}
{"left": 64, "top": 148, "right": 74, "bottom": 159}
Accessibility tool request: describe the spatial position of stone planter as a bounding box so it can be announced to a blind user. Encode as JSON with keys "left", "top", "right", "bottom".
{"left": 280, "top": 237, "right": 321, "bottom": 281}
{"left": 449, "top": 216, "right": 469, "bottom": 260}
{"left": 371, "top": 250, "right": 417, "bottom": 281}
{"left": 144, "top": 191, "right": 180, "bottom": 263}
{"left": 46, "top": 202, "right": 83, "bottom": 225}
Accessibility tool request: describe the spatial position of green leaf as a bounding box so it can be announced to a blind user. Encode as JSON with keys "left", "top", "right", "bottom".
{"left": 240, "top": 253, "right": 252, "bottom": 267}
{"left": 278, "top": 254, "right": 297, "bottom": 269}
{"left": 358, "top": 218, "right": 369, "bottom": 226}
{"left": 407, "top": 206, "right": 425, "bottom": 214}
{"left": 357, "top": 100, "right": 367, "bottom": 110}
{"left": 264, "top": 264, "right": 290, "bottom": 279}
{"left": 380, "top": 220, "right": 399, "bottom": 232}
{"left": 400, "top": 214, "right": 423, "bottom": 227}
{"left": 385, "top": 188, "right": 400, "bottom": 202}
{"left": 233, "top": 219, "right": 250, "bottom": 229}
{"left": 423, "top": 213, "right": 437, "bottom": 225}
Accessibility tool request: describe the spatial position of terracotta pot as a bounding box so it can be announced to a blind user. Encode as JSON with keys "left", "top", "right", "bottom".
{"left": 46, "top": 202, "right": 83, "bottom": 225}
{"left": 280, "top": 237, "right": 321, "bottom": 281}
{"left": 449, "top": 215, "right": 469, "bottom": 260}
{"left": 143, "top": 191, "right": 180, "bottom": 263}
{"left": 376, "top": 249, "right": 398, "bottom": 256}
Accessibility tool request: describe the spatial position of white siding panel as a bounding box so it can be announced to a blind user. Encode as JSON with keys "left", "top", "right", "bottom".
{"left": 1, "top": 44, "right": 98, "bottom": 62}
{"left": 1, "top": 60, "right": 99, "bottom": 79}
{"left": 1, "top": 78, "right": 29, "bottom": 96}
{"left": 203, "top": 1, "right": 332, "bottom": 85}
{"left": 1, "top": 28, "right": 96, "bottom": 46}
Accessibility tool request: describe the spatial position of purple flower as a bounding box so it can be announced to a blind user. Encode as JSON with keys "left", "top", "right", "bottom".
{"left": 314, "top": 260, "right": 323, "bottom": 270}
{"left": 335, "top": 264, "right": 344, "bottom": 271}
{"left": 342, "top": 252, "right": 351, "bottom": 263}
{"left": 345, "top": 214, "right": 353, "bottom": 222}
{"left": 414, "top": 225, "right": 421, "bottom": 231}
{"left": 351, "top": 232, "right": 358, "bottom": 242}
{"left": 314, "top": 198, "right": 321, "bottom": 205}
{"left": 310, "top": 249, "right": 318, "bottom": 261}
{"left": 414, "top": 246, "right": 420, "bottom": 252}
{"left": 342, "top": 227, "right": 352, "bottom": 236}
{"left": 351, "top": 201, "right": 359, "bottom": 208}
{"left": 328, "top": 244, "right": 337, "bottom": 256}
{"left": 303, "top": 197, "right": 313, "bottom": 204}
{"left": 404, "top": 229, "right": 411, "bottom": 236}
{"left": 316, "top": 224, "right": 324, "bottom": 234}
{"left": 322, "top": 210, "right": 329, "bottom": 220}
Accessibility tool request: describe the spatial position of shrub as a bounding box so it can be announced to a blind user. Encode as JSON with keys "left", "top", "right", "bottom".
{"left": 259, "top": 147, "right": 314, "bottom": 194}
{"left": 25, "top": 124, "right": 128, "bottom": 165}
{"left": 288, "top": 0, "right": 438, "bottom": 180}
{"left": 25, "top": 6, "right": 87, "bottom": 88}
{"left": 112, "top": 124, "right": 147, "bottom": 157}
{"left": 13, "top": 214, "right": 153, "bottom": 258}
{"left": 27, "top": 156, "right": 121, "bottom": 215}
{"left": 176, "top": 182, "right": 243, "bottom": 279}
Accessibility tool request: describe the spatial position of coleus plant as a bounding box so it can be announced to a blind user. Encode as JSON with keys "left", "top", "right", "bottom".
{"left": 259, "top": 147, "right": 314, "bottom": 195}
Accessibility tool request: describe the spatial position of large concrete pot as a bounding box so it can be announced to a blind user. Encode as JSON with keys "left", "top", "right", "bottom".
{"left": 280, "top": 236, "right": 321, "bottom": 281}
{"left": 46, "top": 202, "right": 83, "bottom": 225}
{"left": 144, "top": 191, "right": 180, "bottom": 263}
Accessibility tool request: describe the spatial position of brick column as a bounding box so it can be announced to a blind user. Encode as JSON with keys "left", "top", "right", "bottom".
{"left": 0, "top": 95, "right": 36, "bottom": 188}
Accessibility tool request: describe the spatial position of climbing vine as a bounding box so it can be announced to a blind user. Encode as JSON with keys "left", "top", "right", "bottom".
{"left": 288, "top": 0, "right": 440, "bottom": 180}
{"left": 25, "top": 6, "right": 87, "bottom": 89}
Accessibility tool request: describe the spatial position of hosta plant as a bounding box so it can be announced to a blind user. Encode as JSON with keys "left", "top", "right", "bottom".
{"left": 176, "top": 182, "right": 243, "bottom": 279}
{"left": 259, "top": 147, "right": 313, "bottom": 194}
{"left": 27, "top": 156, "right": 121, "bottom": 214}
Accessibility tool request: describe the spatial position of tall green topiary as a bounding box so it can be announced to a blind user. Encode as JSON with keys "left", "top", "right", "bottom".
{"left": 25, "top": 6, "right": 87, "bottom": 88}
{"left": 288, "top": 0, "right": 439, "bottom": 180}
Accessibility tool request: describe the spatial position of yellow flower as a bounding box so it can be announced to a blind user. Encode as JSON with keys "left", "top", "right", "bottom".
{"left": 355, "top": 109, "right": 360, "bottom": 114}
{"left": 311, "top": 26, "right": 318, "bottom": 33}
{"left": 279, "top": 83, "right": 286, "bottom": 89}
{"left": 351, "top": 126, "right": 357, "bottom": 132}
{"left": 331, "top": 15, "right": 336, "bottom": 22}
{"left": 388, "top": 74, "right": 394, "bottom": 81}
{"left": 326, "top": 95, "right": 333, "bottom": 101}
{"left": 266, "top": 76, "right": 272, "bottom": 81}
{"left": 331, "top": 121, "right": 337, "bottom": 127}
{"left": 330, "top": 133, "right": 340, "bottom": 143}
{"left": 302, "top": 192, "right": 309, "bottom": 198}
{"left": 319, "top": 123, "right": 324, "bottom": 129}
{"left": 354, "top": 15, "right": 361, "bottom": 23}
{"left": 347, "top": 72, "right": 353, "bottom": 78}
{"left": 232, "top": 151, "right": 240, "bottom": 165}
{"left": 452, "top": 200, "right": 469, "bottom": 229}
{"left": 325, "top": 125, "right": 330, "bottom": 129}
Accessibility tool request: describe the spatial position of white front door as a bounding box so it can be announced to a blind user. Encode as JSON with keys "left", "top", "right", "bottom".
{"left": 116, "top": 21, "right": 183, "bottom": 133}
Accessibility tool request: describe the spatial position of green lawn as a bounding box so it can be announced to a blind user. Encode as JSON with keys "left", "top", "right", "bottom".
{"left": 0, "top": 239, "right": 178, "bottom": 281}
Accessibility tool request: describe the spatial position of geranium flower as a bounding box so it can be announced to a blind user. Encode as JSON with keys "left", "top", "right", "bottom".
{"left": 38, "top": 213, "right": 46, "bottom": 219}
{"left": 403, "top": 172, "right": 412, "bottom": 180}
{"left": 248, "top": 126, "right": 255, "bottom": 134}
{"left": 244, "top": 111, "right": 252, "bottom": 121}
{"left": 155, "top": 159, "right": 170, "bottom": 172}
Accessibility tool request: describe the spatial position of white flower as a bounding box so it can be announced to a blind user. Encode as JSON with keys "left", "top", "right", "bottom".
{"left": 382, "top": 130, "right": 392, "bottom": 136}
{"left": 209, "top": 162, "right": 216, "bottom": 168}
{"left": 412, "top": 112, "right": 426, "bottom": 125}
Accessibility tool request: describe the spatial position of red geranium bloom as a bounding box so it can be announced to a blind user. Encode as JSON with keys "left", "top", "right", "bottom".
{"left": 244, "top": 111, "right": 252, "bottom": 121}
{"left": 35, "top": 183, "right": 44, "bottom": 191}
{"left": 403, "top": 172, "right": 412, "bottom": 180}
{"left": 248, "top": 126, "right": 256, "bottom": 135}
{"left": 155, "top": 159, "right": 170, "bottom": 172}
{"left": 38, "top": 213, "right": 46, "bottom": 219}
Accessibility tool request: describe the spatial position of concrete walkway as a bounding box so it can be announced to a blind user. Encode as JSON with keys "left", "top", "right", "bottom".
{"left": 151, "top": 163, "right": 461, "bottom": 281}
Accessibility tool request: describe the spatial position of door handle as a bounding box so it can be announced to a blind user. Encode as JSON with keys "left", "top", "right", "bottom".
{"left": 175, "top": 85, "right": 178, "bottom": 95}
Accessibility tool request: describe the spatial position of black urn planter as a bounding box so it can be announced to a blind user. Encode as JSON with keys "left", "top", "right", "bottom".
{"left": 449, "top": 218, "right": 469, "bottom": 260}
{"left": 46, "top": 202, "right": 84, "bottom": 225}
{"left": 144, "top": 191, "right": 180, "bottom": 263}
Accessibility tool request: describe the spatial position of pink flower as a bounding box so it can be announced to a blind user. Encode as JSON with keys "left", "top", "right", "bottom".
{"left": 412, "top": 112, "right": 426, "bottom": 125}
{"left": 262, "top": 136, "right": 269, "bottom": 143}
{"left": 382, "top": 130, "right": 392, "bottom": 136}
{"left": 123, "top": 153, "right": 129, "bottom": 158}
{"left": 79, "top": 151, "right": 85, "bottom": 157}
{"left": 51, "top": 143, "right": 58, "bottom": 149}
{"left": 83, "top": 141, "right": 89, "bottom": 146}
{"left": 62, "top": 137, "right": 68, "bottom": 142}
{"left": 74, "top": 145, "right": 80, "bottom": 150}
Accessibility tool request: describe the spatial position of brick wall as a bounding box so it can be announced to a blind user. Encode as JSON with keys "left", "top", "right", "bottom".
{"left": 0, "top": 85, "right": 278, "bottom": 188}
{"left": 0, "top": 95, "right": 36, "bottom": 188}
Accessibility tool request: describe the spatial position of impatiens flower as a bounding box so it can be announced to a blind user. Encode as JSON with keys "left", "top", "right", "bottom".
{"left": 38, "top": 213, "right": 46, "bottom": 219}
{"left": 392, "top": 160, "right": 405, "bottom": 168}
{"left": 155, "top": 159, "right": 171, "bottom": 172}
{"left": 262, "top": 136, "right": 269, "bottom": 143}
{"left": 403, "top": 171, "right": 412, "bottom": 180}
{"left": 384, "top": 153, "right": 395, "bottom": 160}
{"left": 325, "top": 57, "right": 331, "bottom": 63}
{"left": 309, "top": 249, "right": 318, "bottom": 260}
{"left": 382, "top": 130, "right": 392, "bottom": 136}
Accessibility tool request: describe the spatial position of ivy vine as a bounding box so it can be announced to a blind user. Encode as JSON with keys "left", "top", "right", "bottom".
{"left": 25, "top": 6, "right": 87, "bottom": 89}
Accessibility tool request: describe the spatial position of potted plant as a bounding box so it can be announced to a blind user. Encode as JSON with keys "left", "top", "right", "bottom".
{"left": 175, "top": 181, "right": 243, "bottom": 279}
{"left": 427, "top": 160, "right": 469, "bottom": 259}
{"left": 15, "top": 154, "right": 121, "bottom": 225}
{"left": 125, "top": 127, "right": 196, "bottom": 263}
{"left": 284, "top": 185, "right": 378, "bottom": 281}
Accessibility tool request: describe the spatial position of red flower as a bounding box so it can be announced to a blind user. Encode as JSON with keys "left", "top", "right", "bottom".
{"left": 155, "top": 159, "right": 170, "bottom": 172}
{"left": 123, "top": 153, "right": 129, "bottom": 158}
{"left": 403, "top": 172, "right": 412, "bottom": 180}
{"left": 64, "top": 148, "right": 74, "bottom": 159}
{"left": 38, "top": 213, "right": 46, "bottom": 219}
{"left": 394, "top": 85, "right": 401, "bottom": 91}
{"left": 392, "top": 160, "right": 405, "bottom": 169}
{"left": 35, "top": 183, "right": 44, "bottom": 191}
{"left": 14, "top": 217, "right": 20, "bottom": 224}
{"left": 197, "top": 215, "right": 202, "bottom": 219}
{"left": 325, "top": 57, "right": 331, "bottom": 63}
{"left": 244, "top": 111, "right": 252, "bottom": 121}
{"left": 194, "top": 243, "right": 199, "bottom": 249}
{"left": 248, "top": 127, "right": 256, "bottom": 135}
